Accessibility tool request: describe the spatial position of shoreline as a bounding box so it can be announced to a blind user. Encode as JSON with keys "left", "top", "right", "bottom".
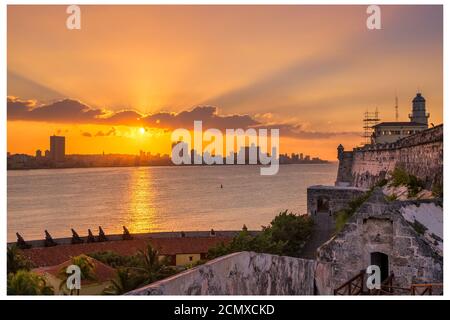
{"left": 7, "top": 161, "right": 334, "bottom": 171}
{"left": 7, "top": 230, "right": 260, "bottom": 248}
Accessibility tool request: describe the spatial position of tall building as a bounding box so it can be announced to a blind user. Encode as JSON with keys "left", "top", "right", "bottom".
{"left": 50, "top": 135, "right": 65, "bottom": 162}
{"left": 372, "top": 92, "right": 429, "bottom": 144}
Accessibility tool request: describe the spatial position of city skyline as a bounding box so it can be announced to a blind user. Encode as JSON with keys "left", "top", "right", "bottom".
{"left": 7, "top": 5, "right": 443, "bottom": 160}
{"left": 7, "top": 134, "right": 327, "bottom": 170}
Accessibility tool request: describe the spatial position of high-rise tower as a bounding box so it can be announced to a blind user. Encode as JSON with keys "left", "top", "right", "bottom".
{"left": 50, "top": 135, "right": 65, "bottom": 162}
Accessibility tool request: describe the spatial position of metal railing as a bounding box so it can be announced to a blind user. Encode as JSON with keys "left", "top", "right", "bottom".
{"left": 334, "top": 271, "right": 443, "bottom": 296}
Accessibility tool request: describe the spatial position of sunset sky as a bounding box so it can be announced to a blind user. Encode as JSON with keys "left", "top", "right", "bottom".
{"left": 7, "top": 5, "right": 443, "bottom": 160}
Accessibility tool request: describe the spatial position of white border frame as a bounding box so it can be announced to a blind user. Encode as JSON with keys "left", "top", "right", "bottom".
{"left": 1, "top": 0, "right": 447, "bottom": 301}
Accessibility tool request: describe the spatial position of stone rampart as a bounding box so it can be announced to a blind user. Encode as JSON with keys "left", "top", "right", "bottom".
{"left": 336, "top": 125, "right": 443, "bottom": 189}
{"left": 127, "top": 251, "right": 316, "bottom": 295}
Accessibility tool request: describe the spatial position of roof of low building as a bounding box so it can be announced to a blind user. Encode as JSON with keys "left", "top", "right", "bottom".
{"left": 21, "top": 237, "right": 232, "bottom": 267}
{"left": 373, "top": 121, "right": 427, "bottom": 128}
{"left": 33, "top": 257, "right": 116, "bottom": 285}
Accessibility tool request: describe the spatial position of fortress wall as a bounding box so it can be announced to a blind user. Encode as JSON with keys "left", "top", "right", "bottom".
{"left": 126, "top": 251, "right": 316, "bottom": 295}
{"left": 307, "top": 186, "right": 367, "bottom": 215}
{"left": 315, "top": 199, "right": 443, "bottom": 295}
{"left": 340, "top": 125, "right": 443, "bottom": 189}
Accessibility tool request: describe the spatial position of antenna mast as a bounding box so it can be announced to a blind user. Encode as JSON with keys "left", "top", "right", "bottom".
{"left": 395, "top": 95, "right": 399, "bottom": 122}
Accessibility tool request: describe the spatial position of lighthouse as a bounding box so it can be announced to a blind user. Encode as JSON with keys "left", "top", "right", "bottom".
{"left": 409, "top": 92, "right": 429, "bottom": 126}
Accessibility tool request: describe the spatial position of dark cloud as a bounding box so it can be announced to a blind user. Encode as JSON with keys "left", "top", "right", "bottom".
{"left": 95, "top": 128, "right": 116, "bottom": 137}
{"left": 81, "top": 132, "right": 92, "bottom": 137}
{"left": 6, "top": 96, "right": 35, "bottom": 118}
{"left": 8, "top": 97, "right": 106, "bottom": 123}
{"left": 7, "top": 97, "right": 258, "bottom": 130}
{"left": 253, "top": 123, "right": 360, "bottom": 140}
{"left": 102, "top": 110, "right": 142, "bottom": 126}
{"left": 7, "top": 96, "right": 357, "bottom": 140}
{"left": 141, "top": 106, "right": 259, "bottom": 131}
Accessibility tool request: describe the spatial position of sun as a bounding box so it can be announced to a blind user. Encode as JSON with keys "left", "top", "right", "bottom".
{"left": 139, "top": 127, "right": 146, "bottom": 135}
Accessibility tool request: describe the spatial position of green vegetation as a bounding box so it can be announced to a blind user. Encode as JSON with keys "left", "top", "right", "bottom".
{"left": 100, "top": 243, "right": 178, "bottom": 294}
{"left": 103, "top": 268, "right": 142, "bottom": 295}
{"left": 375, "top": 178, "right": 388, "bottom": 188}
{"left": 334, "top": 211, "right": 351, "bottom": 232}
{"left": 390, "top": 167, "right": 425, "bottom": 197}
{"left": 7, "top": 245, "right": 53, "bottom": 295}
{"left": 208, "top": 210, "right": 314, "bottom": 259}
{"left": 7, "top": 269, "right": 54, "bottom": 295}
{"left": 432, "top": 183, "right": 443, "bottom": 198}
{"left": 7, "top": 245, "right": 34, "bottom": 274}
{"left": 58, "top": 254, "right": 97, "bottom": 295}
{"left": 411, "top": 220, "right": 428, "bottom": 235}
{"left": 385, "top": 194, "right": 397, "bottom": 202}
{"left": 185, "top": 259, "right": 207, "bottom": 270}
{"left": 334, "top": 190, "right": 373, "bottom": 232}
{"left": 131, "top": 244, "right": 177, "bottom": 286}
{"left": 88, "top": 250, "right": 142, "bottom": 268}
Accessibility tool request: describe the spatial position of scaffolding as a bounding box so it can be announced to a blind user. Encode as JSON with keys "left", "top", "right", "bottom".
{"left": 362, "top": 108, "right": 380, "bottom": 145}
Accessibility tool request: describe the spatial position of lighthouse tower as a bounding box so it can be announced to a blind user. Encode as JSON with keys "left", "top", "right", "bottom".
{"left": 409, "top": 93, "right": 429, "bottom": 126}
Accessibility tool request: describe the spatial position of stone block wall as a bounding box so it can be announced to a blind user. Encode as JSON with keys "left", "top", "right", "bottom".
{"left": 336, "top": 125, "right": 443, "bottom": 189}
{"left": 335, "top": 151, "right": 354, "bottom": 186}
{"left": 127, "top": 251, "right": 316, "bottom": 295}
{"left": 315, "top": 193, "right": 443, "bottom": 295}
{"left": 307, "top": 185, "right": 367, "bottom": 215}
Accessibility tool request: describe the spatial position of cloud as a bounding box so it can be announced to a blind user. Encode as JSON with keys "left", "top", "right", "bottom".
{"left": 6, "top": 96, "right": 37, "bottom": 117}
{"left": 141, "top": 106, "right": 259, "bottom": 131}
{"left": 95, "top": 128, "right": 116, "bottom": 137}
{"left": 7, "top": 96, "right": 258, "bottom": 130}
{"left": 101, "top": 110, "right": 143, "bottom": 126}
{"left": 8, "top": 96, "right": 106, "bottom": 123}
{"left": 81, "top": 132, "right": 92, "bottom": 137}
{"left": 253, "top": 123, "right": 360, "bottom": 140}
{"left": 7, "top": 96, "right": 358, "bottom": 140}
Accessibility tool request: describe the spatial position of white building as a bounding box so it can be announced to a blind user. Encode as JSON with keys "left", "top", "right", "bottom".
{"left": 372, "top": 93, "right": 429, "bottom": 144}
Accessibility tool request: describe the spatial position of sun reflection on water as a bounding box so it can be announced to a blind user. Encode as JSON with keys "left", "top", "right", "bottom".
{"left": 126, "top": 167, "right": 158, "bottom": 233}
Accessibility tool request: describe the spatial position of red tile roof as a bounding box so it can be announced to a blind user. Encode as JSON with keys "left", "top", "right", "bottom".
{"left": 33, "top": 257, "right": 116, "bottom": 285}
{"left": 22, "top": 237, "right": 231, "bottom": 267}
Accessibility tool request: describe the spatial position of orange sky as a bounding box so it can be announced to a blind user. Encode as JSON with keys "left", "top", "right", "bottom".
{"left": 7, "top": 5, "right": 443, "bottom": 160}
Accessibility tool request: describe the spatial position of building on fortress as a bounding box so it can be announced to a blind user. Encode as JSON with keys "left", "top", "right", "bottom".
{"left": 371, "top": 93, "right": 429, "bottom": 144}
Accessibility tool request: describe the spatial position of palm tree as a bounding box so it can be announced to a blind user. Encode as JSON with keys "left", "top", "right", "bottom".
{"left": 7, "top": 245, "right": 33, "bottom": 275}
{"left": 134, "top": 244, "right": 162, "bottom": 285}
{"left": 130, "top": 243, "right": 175, "bottom": 287}
{"left": 58, "top": 254, "right": 97, "bottom": 295}
{"left": 103, "top": 268, "right": 139, "bottom": 295}
{"left": 7, "top": 270, "right": 54, "bottom": 295}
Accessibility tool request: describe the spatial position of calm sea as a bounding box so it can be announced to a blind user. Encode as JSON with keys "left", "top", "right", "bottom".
{"left": 7, "top": 163, "right": 337, "bottom": 242}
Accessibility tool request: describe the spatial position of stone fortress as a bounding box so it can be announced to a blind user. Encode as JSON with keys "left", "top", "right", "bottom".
{"left": 128, "top": 92, "right": 444, "bottom": 295}
{"left": 309, "top": 92, "right": 443, "bottom": 294}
